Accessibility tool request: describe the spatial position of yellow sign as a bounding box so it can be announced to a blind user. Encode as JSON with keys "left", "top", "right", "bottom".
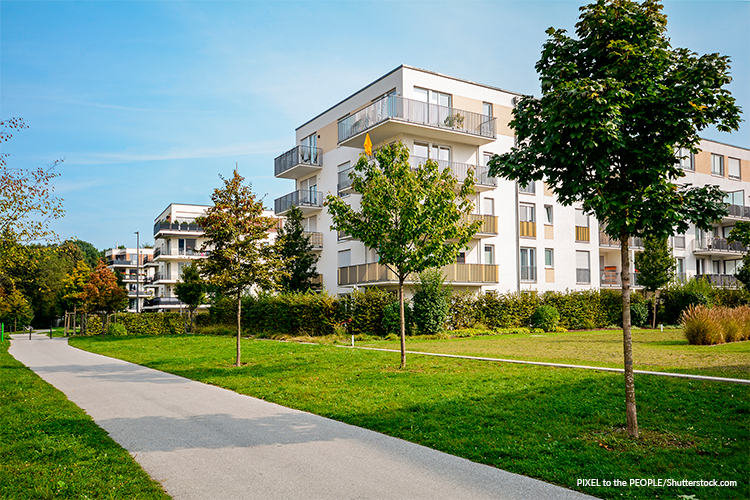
{"left": 364, "top": 133, "right": 372, "bottom": 156}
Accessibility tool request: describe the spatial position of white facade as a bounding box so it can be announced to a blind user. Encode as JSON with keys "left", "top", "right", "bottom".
{"left": 272, "top": 66, "right": 750, "bottom": 295}
{"left": 105, "top": 247, "right": 154, "bottom": 312}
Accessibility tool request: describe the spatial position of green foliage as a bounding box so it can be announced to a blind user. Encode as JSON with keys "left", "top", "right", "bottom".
{"left": 660, "top": 278, "right": 714, "bottom": 325}
{"left": 346, "top": 288, "right": 396, "bottom": 338}
{"left": 727, "top": 221, "right": 750, "bottom": 291}
{"left": 275, "top": 206, "right": 319, "bottom": 293}
{"left": 412, "top": 268, "right": 451, "bottom": 335}
{"left": 242, "top": 292, "right": 341, "bottom": 337}
{"left": 530, "top": 305, "right": 560, "bottom": 332}
{"left": 107, "top": 322, "right": 128, "bottom": 336}
{"left": 174, "top": 262, "right": 206, "bottom": 333}
{"left": 630, "top": 302, "right": 649, "bottom": 328}
{"left": 88, "top": 313, "right": 184, "bottom": 337}
{"left": 382, "top": 301, "right": 413, "bottom": 336}
{"left": 682, "top": 305, "right": 750, "bottom": 345}
{"left": 634, "top": 236, "right": 675, "bottom": 293}
{"left": 446, "top": 291, "right": 479, "bottom": 330}
{"left": 0, "top": 288, "right": 33, "bottom": 330}
{"left": 478, "top": 292, "right": 540, "bottom": 328}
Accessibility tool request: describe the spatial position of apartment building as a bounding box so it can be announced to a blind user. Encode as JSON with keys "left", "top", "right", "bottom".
{"left": 145, "top": 203, "right": 281, "bottom": 311}
{"left": 272, "top": 65, "right": 750, "bottom": 296}
{"left": 104, "top": 247, "right": 154, "bottom": 312}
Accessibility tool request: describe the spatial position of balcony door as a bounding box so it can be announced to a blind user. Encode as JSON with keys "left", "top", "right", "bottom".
{"left": 414, "top": 87, "right": 451, "bottom": 126}
{"left": 413, "top": 142, "right": 450, "bottom": 169}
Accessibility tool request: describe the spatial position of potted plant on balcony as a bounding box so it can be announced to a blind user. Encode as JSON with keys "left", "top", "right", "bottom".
{"left": 444, "top": 113, "right": 465, "bottom": 130}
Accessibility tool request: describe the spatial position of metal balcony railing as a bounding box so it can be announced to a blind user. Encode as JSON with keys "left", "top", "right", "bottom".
{"left": 153, "top": 221, "right": 202, "bottom": 236}
{"left": 520, "top": 265, "right": 537, "bottom": 282}
{"left": 143, "top": 297, "right": 186, "bottom": 308}
{"left": 154, "top": 247, "right": 208, "bottom": 258}
{"left": 338, "top": 94, "right": 496, "bottom": 143}
{"left": 464, "top": 214, "right": 498, "bottom": 234}
{"left": 338, "top": 166, "right": 356, "bottom": 194}
{"left": 693, "top": 237, "right": 747, "bottom": 253}
{"left": 727, "top": 204, "right": 750, "bottom": 219}
{"left": 274, "top": 190, "right": 324, "bottom": 214}
{"left": 274, "top": 145, "right": 323, "bottom": 176}
{"left": 697, "top": 274, "right": 740, "bottom": 287}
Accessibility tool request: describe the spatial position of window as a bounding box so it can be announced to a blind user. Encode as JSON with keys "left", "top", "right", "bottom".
{"left": 483, "top": 102, "right": 493, "bottom": 117}
{"left": 544, "top": 205, "right": 553, "bottom": 225}
{"left": 483, "top": 198, "right": 495, "bottom": 216}
{"left": 576, "top": 251, "right": 591, "bottom": 284}
{"left": 520, "top": 248, "right": 536, "bottom": 281}
{"left": 519, "top": 204, "right": 535, "bottom": 222}
{"left": 483, "top": 245, "right": 495, "bottom": 265}
{"left": 678, "top": 147, "right": 694, "bottom": 170}
{"left": 413, "top": 142, "right": 451, "bottom": 165}
{"left": 518, "top": 181, "right": 535, "bottom": 194}
{"left": 575, "top": 208, "right": 589, "bottom": 227}
{"left": 337, "top": 249, "right": 351, "bottom": 268}
{"left": 728, "top": 157, "right": 741, "bottom": 179}
{"left": 300, "top": 133, "right": 318, "bottom": 164}
{"left": 544, "top": 249, "right": 554, "bottom": 268}
{"left": 712, "top": 154, "right": 724, "bottom": 176}
{"left": 338, "top": 161, "right": 352, "bottom": 194}
{"left": 673, "top": 233, "right": 685, "bottom": 249}
{"left": 414, "top": 87, "right": 452, "bottom": 127}
{"left": 676, "top": 258, "right": 685, "bottom": 276}
{"left": 456, "top": 251, "right": 466, "bottom": 264}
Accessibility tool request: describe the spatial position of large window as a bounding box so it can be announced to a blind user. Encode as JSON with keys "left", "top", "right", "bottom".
{"left": 712, "top": 154, "right": 725, "bottom": 176}
{"left": 413, "top": 142, "right": 451, "bottom": 165}
{"left": 678, "top": 147, "right": 694, "bottom": 171}
{"left": 728, "top": 157, "right": 741, "bottom": 179}
{"left": 414, "top": 87, "right": 452, "bottom": 127}
{"left": 520, "top": 247, "right": 537, "bottom": 282}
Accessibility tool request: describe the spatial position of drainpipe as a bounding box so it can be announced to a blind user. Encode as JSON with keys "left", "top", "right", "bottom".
{"left": 515, "top": 182, "right": 520, "bottom": 292}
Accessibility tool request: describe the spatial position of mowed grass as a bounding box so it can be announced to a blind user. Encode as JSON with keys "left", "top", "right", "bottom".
{"left": 0, "top": 341, "right": 171, "bottom": 500}
{"left": 356, "top": 328, "right": 750, "bottom": 380}
{"left": 71, "top": 334, "right": 749, "bottom": 500}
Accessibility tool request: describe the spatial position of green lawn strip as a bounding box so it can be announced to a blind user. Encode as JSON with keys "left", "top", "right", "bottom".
{"left": 71, "top": 335, "right": 749, "bottom": 500}
{"left": 0, "top": 341, "right": 171, "bottom": 500}
{"left": 355, "top": 329, "right": 750, "bottom": 380}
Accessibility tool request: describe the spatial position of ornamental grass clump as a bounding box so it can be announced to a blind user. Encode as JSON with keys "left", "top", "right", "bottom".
{"left": 682, "top": 305, "right": 750, "bottom": 345}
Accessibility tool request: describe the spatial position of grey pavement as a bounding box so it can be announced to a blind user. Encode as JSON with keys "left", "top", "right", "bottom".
{"left": 9, "top": 334, "right": 598, "bottom": 500}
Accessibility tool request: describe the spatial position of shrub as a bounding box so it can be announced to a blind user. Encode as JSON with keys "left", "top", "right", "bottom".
{"left": 479, "top": 291, "right": 539, "bottom": 328}
{"left": 382, "top": 301, "right": 413, "bottom": 336}
{"left": 682, "top": 305, "right": 723, "bottom": 345}
{"left": 412, "top": 268, "right": 451, "bottom": 335}
{"left": 630, "top": 302, "right": 649, "bottom": 328}
{"left": 446, "top": 291, "right": 478, "bottom": 330}
{"left": 108, "top": 323, "right": 128, "bottom": 336}
{"left": 347, "top": 288, "right": 395, "bottom": 337}
{"left": 661, "top": 278, "right": 713, "bottom": 325}
{"left": 530, "top": 305, "right": 560, "bottom": 332}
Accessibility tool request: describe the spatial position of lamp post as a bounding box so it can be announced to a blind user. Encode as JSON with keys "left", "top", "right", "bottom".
{"left": 135, "top": 231, "right": 140, "bottom": 313}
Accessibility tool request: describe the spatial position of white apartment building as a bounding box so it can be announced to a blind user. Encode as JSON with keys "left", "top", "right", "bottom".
{"left": 146, "top": 203, "right": 281, "bottom": 311}
{"left": 104, "top": 247, "right": 154, "bottom": 312}
{"left": 272, "top": 65, "right": 750, "bottom": 296}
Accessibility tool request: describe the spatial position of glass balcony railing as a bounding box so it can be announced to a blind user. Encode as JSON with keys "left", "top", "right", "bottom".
{"left": 274, "top": 190, "right": 324, "bottom": 215}
{"left": 153, "top": 221, "right": 202, "bottom": 236}
{"left": 338, "top": 95, "right": 496, "bottom": 143}
{"left": 274, "top": 145, "right": 323, "bottom": 176}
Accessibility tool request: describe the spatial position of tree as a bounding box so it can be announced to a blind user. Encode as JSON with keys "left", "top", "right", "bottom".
{"left": 81, "top": 261, "right": 127, "bottom": 332}
{"left": 1, "top": 118, "right": 64, "bottom": 243}
{"left": 326, "top": 142, "right": 479, "bottom": 368}
{"left": 69, "top": 239, "right": 104, "bottom": 269}
{"left": 196, "top": 170, "right": 283, "bottom": 367}
{"left": 728, "top": 221, "right": 750, "bottom": 290}
{"left": 275, "top": 206, "right": 319, "bottom": 293}
{"left": 634, "top": 236, "right": 675, "bottom": 327}
{"left": 488, "top": 0, "right": 740, "bottom": 438}
{"left": 0, "top": 288, "right": 33, "bottom": 332}
{"left": 61, "top": 259, "right": 91, "bottom": 335}
{"left": 174, "top": 262, "right": 206, "bottom": 333}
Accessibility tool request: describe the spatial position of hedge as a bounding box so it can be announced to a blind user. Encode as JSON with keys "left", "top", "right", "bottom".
{"left": 87, "top": 312, "right": 185, "bottom": 336}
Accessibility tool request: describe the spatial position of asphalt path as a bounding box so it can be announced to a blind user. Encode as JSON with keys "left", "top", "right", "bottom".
{"left": 9, "top": 334, "right": 598, "bottom": 500}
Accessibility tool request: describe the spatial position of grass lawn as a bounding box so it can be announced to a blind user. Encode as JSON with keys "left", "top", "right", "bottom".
{"left": 0, "top": 340, "right": 171, "bottom": 500}
{"left": 356, "top": 328, "right": 750, "bottom": 380}
{"left": 71, "top": 334, "right": 749, "bottom": 500}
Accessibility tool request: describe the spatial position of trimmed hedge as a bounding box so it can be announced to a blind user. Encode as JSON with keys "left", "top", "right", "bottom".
{"left": 87, "top": 312, "right": 185, "bottom": 336}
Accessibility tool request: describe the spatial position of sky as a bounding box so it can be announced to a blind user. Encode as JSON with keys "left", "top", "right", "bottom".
{"left": 2, "top": 0, "right": 748, "bottom": 251}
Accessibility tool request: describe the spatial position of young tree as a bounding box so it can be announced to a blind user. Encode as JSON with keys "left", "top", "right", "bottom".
{"left": 275, "top": 206, "right": 319, "bottom": 293}
{"left": 326, "top": 142, "right": 479, "bottom": 368}
{"left": 1, "top": 118, "right": 64, "bottom": 243}
{"left": 81, "top": 261, "right": 127, "bottom": 332}
{"left": 488, "top": 0, "right": 740, "bottom": 437}
{"left": 728, "top": 221, "right": 750, "bottom": 290}
{"left": 196, "top": 170, "right": 283, "bottom": 367}
{"left": 174, "top": 262, "right": 206, "bottom": 333}
{"left": 0, "top": 288, "right": 33, "bottom": 332}
{"left": 60, "top": 259, "right": 91, "bottom": 334}
{"left": 634, "top": 236, "right": 675, "bottom": 327}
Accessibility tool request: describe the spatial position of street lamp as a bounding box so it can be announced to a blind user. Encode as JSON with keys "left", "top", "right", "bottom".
{"left": 135, "top": 231, "right": 140, "bottom": 313}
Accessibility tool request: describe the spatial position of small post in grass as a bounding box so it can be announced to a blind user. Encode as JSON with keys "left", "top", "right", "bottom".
{"left": 29, "top": 326, "right": 32, "bottom": 340}
{"left": 351, "top": 335, "right": 354, "bottom": 347}
{"left": 49, "top": 325, "right": 53, "bottom": 339}
{"left": 1, "top": 323, "right": 3, "bottom": 342}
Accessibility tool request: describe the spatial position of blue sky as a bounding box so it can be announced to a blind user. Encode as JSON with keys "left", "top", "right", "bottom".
{"left": 2, "top": 0, "right": 748, "bottom": 250}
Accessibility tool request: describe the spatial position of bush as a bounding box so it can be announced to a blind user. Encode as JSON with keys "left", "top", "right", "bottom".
{"left": 530, "top": 305, "right": 560, "bottom": 332}
{"left": 346, "top": 288, "right": 395, "bottom": 337}
{"left": 412, "top": 268, "right": 451, "bottom": 335}
{"left": 682, "top": 305, "right": 750, "bottom": 345}
{"left": 630, "top": 302, "right": 649, "bottom": 328}
{"left": 382, "top": 301, "right": 413, "bottom": 336}
{"left": 661, "top": 279, "right": 713, "bottom": 325}
{"left": 446, "top": 291, "right": 478, "bottom": 330}
{"left": 108, "top": 323, "right": 128, "bottom": 336}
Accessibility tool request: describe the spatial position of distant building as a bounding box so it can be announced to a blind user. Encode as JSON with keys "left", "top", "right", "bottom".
{"left": 104, "top": 247, "right": 154, "bottom": 312}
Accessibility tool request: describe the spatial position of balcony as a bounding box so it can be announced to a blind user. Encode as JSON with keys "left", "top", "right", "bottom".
{"left": 409, "top": 156, "right": 497, "bottom": 191}
{"left": 304, "top": 231, "right": 323, "bottom": 250}
{"left": 697, "top": 274, "right": 740, "bottom": 287}
{"left": 154, "top": 247, "right": 209, "bottom": 259}
{"left": 726, "top": 204, "right": 750, "bottom": 220}
{"left": 143, "top": 297, "right": 186, "bottom": 310}
{"left": 338, "top": 262, "right": 498, "bottom": 287}
{"left": 600, "top": 271, "right": 642, "bottom": 288}
{"left": 107, "top": 259, "right": 136, "bottom": 268}
{"left": 692, "top": 237, "right": 747, "bottom": 256}
{"left": 338, "top": 95, "right": 496, "bottom": 148}
{"left": 274, "top": 145, "right": 323, "bottom": 179}
{"left": 520, "top": 221, "right": 536, "bottom": 238}
{"left": 465, "top": 214, "right": 498, "bottom": 236}
{"left": 598, "top": 230, "right": 644, "bottom": 249}
{"left": 575, "top": 226, "right": 590, "bottom": 242}
{"left": 152, "top": 272, "right": 176, "bottom": 283}
{"left": 153, "top": 221, "right": 202, "bottom": 237}
{"left": 520, "top": 265, "right": 537, "bottom": 282}
{"left": 274, "top": 190, "right": 324, "bottom": 216}
{"left": 338, "top": 165, "right": 356, "bottom": 195}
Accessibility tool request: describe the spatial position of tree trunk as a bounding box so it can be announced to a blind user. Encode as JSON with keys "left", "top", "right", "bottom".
{"left": 651, "top": 292, "right": 658, "bottom": 329}
{"left": 399, "top": 276, "right": 406, "bottom": 369}
{"left": 621, "top": 230, "right": 639, "bottom": 438}
{"left": 236, "top": 292, "right": 242, "bottom": 367}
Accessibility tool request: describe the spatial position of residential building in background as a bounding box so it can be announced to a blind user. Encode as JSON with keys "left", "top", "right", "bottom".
{"left": 105, "top": 247, "right": 154, "bottom": 312}
{"left": 272, "top": 65, "right": 750, "bottom": 295}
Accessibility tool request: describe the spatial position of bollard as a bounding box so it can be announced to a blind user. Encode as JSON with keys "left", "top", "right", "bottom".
{"left": 49, "top": 325, "right": 53, "bottom": 339}
{"left": 1, "top": 323, "right": 3, "bottom": 342}
{"left": 351, "top": 335, "right": 354, "bottom": 347}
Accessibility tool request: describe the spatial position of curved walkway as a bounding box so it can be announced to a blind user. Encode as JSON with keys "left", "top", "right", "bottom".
{"left": 9, "top": 334, "right": 597, "bottom": 500}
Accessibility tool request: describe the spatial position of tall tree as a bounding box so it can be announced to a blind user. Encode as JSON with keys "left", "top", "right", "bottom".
{"left": 326, "top": 141, "right": 479, "bottom": 368}
{"left": 0, "top": 118, "right": 64, "bottom": 243}
{"left": 81, "top": 261, "right": 128, "bottom": 332}
{"left": 174, "top": 262, "right": 206, "bottom": 333}
{"left": 727, "top": 221, "right": 750, "bottom": 290}
{"left": 60, "top": 260, "right": 91, "bottom": 335}
{"left": 488, "top": 0, "right": 740, "bottom": 437}
{"left": 634, "top": 236, "right": 675, "bottom": 327}
{"left": 0, "top": 288, "right": 33, "bottom": 332}
{"left": 275, "top": 206, "right": 319, "bottom": 293}
{"left": 196, "top": 170, "right": 283, "bottom": 367}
